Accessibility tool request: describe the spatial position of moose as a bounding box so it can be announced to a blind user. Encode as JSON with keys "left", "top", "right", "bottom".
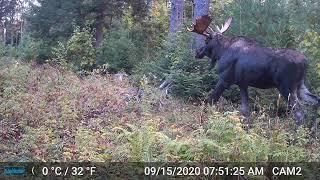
{"left": 188, "top": 15, "right": 320, "bottom": 125}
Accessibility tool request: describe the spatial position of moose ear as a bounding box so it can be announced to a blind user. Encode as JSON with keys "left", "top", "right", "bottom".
{"left": 219, "top": 17, "right": 233, "bottom": 34}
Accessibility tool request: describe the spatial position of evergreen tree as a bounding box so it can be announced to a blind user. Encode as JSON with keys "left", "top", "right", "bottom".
{"left": 28, "top": 1, "right": 123, "bottom": 49}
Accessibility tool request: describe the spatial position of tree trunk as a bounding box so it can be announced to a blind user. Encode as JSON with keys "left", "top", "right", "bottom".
{"left": 20, "top": 20, "right": 23, "bottom": 45}
{"left": 94, "top": 1, "right": 109, "bottom": 49}
{"left": 0, "top": 25, "right": 3, "bottom": 43}
{"left": 169, "top": 0, "right": 185, "bottom": 33}
{"left": 95, "top": 13, "right": 104, "bottom": 49}
{"left": 160, "top": 0, "right": 185, "bottom": 92}
{"left": 10, "top": 30, "right": 13, "bottom": 46}
{"left": 109, "top": 15, "right": 113, "bottom": 27}
{"left": 193, "top": 0, "right": 210, "bottom": 49}
{"left": 147, "top": 0, "right": 153, "bottom": 15}
{"left": 3, "top": 28, "right": 6, "bottom": 45}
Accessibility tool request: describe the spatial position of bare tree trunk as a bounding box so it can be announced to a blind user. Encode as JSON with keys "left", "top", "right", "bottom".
{"left": 20, "top": 20, "right": 23, "bottom": 45}
{"left": 10, "top": 29, "right": 13, "bottom": 46}
{"left": 147, "top": 0, "right": 153, "bottom": 15}
{"left": 94, "top": 1, "right": 109, "bottom": 49}
{"left": 15, "top": 30, "right": 19, "bottom": 47}
{"left": 193, "top": 0, "right": 210, "bottom": 49}
{"left": 109, "top": 15, "right": 113, "bottom": 27}
{"left": 3, "top": 28, "right": 6, "bottom": 45}
{"left": 169, "top": 0, "right": 185, "bottom": 33}
{"left": 95, "top": 14, "right": 104, "bottom": 49}
{"left": 160, "top": 0, "right": 185, "bottom": 92}
{"left": 0, "top": 26, "right": 3, "bottom": 43}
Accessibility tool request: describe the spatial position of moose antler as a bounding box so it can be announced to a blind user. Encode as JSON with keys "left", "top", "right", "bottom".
{"left": 215, "top": 17, "right": 232, "bottom": 34}
{"left": 187, "top": 15, "right": 213, "bottom": 37}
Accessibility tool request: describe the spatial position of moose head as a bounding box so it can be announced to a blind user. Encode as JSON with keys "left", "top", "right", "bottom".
{"left": 187, "top": 16, "right": 233, "bottom": 63}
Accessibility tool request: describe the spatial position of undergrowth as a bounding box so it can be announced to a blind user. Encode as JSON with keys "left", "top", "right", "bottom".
{"left": 1, "top": 61, "right": 320, "bottom": 162}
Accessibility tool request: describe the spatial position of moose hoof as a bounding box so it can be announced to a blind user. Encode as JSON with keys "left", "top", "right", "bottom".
{"left": 294, "top": 111, "right": 305, "bottom": 126}
{"left": 205, "top": 99, "right": 214, "bottom": 106}
{"left": 240, "top": 108, "right": 250, "bottom": 118}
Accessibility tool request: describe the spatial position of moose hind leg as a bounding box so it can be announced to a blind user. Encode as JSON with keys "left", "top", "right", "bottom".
{"left": 279, "top": 86, "right": 305, "bottom": 125}
{"left": 239, "top": 86, "right": 253, "bottom": 130}
{"left": 240, "top": 87, "right": 250, "bottom": 117}
{"left": 293, "top": 104, "right": 305, "bottom": 126}
{"left": 299, "top": 84, "right": 320, "bottom": 106}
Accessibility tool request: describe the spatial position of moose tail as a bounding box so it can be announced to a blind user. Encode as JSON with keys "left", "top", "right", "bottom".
{"left": 298, "top": 83, "right": 320, "bottom": 106}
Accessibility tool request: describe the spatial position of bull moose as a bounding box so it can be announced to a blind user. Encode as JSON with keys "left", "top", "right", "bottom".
{"left": 188, "top": 15, "right": 320, "bottom": 125}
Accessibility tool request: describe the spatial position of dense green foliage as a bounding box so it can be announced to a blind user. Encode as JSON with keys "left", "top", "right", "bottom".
{"left": 300, "top": 31, "right": 320, "bottom": 93}
{"left": 51, "top": 27, "right": 96, "bottom": 71}
{"left": 227, "top": 0, "right": 294, "bottom": 47}
{"left": 135, "top": 32, "right": 216, "bottom": 99}
{"left": 17, "top": 35, "right": 42, "bottom": 62}
{"left": 97, "top": 28, "right": 139, "bottom": 73}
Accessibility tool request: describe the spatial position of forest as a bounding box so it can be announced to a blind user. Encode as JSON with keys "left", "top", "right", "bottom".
{"left": 1, "top": 0, "right": 320, "bottom": 174}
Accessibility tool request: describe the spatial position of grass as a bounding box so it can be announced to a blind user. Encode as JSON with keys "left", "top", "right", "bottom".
{"left": 1, "top": 60, "right": 320, "bottom": 162}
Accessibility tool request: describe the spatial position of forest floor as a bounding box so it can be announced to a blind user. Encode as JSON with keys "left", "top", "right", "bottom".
{"left": 1, "top": 59, "right": 320, "bottom": 162}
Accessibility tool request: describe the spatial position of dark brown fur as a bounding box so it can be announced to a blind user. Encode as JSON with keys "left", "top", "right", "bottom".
{"left": 196, "top": 32, "right": 319, "bottom": 125}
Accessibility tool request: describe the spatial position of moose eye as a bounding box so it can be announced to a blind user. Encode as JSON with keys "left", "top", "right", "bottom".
{"left": 205, "top": 38, "right": 211, "bottom": 44}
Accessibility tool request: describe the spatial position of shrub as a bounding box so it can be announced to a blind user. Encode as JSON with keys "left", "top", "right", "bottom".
{"left": 299, "top": 31, "right": 320, "bottom": 125}
{"left": 5, "top": 47, "right": 19, "bottom": 58}
{"left": 17, "top": 35, "right": 41, "bottom": 62}
{"left": 17, "top": 126, "right": 62, "bottom": 161}
{"left": 135, "top": 31, "right": 217, "bottom": 100}
{"left": 97, "top": 28, "right": 139, "bottom": 74}
{"left": 0, "top": 62, "right": 135, "bottom": 161}
{"left": 51, "top": 26, "right": 96, "bottom": 71}
{"left": 225, "top": 0, "right": 295, "bottom": 48}
{"left": 113, "top": 122, "right": 170, "bottom": 161}
{"left": 0, "top": 43, "right": 8, "bottom": 57}
{"left": 1, "top": 62, "right": 320, "bottom": 164}
{"left": 299, "top": 31, "right": 320, "bottom": 94}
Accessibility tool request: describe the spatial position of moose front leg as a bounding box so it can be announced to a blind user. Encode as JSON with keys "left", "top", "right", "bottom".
{"left": 240, "top": 86, "right": 253, "bottom": 129}
{"left": 208, "top": 59, "right": 216, "bottom": 71}
{"left": 208, "top": 64, "right": 234, "bottom": 105}
{"left": 207, "top": 79, "right": 230, "bottom": 105}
